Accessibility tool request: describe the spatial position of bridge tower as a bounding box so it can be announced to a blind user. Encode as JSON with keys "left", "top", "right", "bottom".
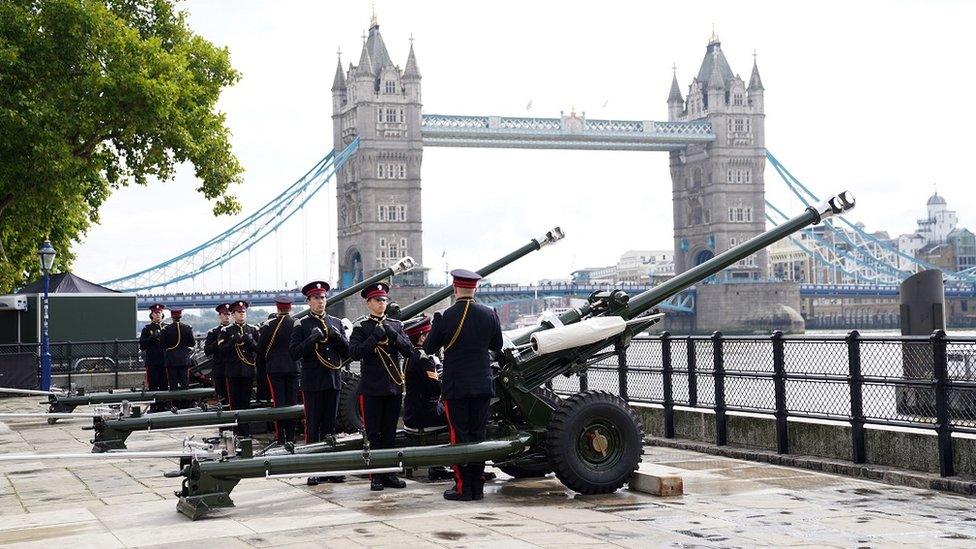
{"left": 332, "top": 17, "right": 425, "bottom": 289}
{"left": 668, "top": 32, "right": 767, "bottom": 278}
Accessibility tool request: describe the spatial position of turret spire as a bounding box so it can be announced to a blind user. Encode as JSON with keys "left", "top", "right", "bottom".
{"left": 354, "top": 34, "right": 373, "bottom": 77}
{"left": 748, "top": 50, "right": 764, "bottom": 91}
{"left": 668, "top": 63, "right": 683, "bottom": 103}
{"left": 403, "top": 35, "right": 421, "bottom": 79}
{"left": 332, "top": 48, "right": 346, "bottom": 91}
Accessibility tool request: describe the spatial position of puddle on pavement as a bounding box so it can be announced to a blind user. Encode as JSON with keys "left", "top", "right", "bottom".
{"left": 494, "top": 483, "right": 570, "bottom": 500}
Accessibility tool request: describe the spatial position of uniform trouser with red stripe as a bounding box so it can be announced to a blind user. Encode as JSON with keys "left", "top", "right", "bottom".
{"left": 359, "top": 394, "right": 402, "bottom": 480}
{"left": 165, "top": 367, "right": 190, "bottom": 408}
{"left": 225, "top": 375, "right": 253, "bottom": 437}
{"left": 443, "top": 397, "right": 491, "bottom": 494}
{"left": 267, "top": 373, "right": 299, "bottom": 443}
{"left": 302, "top": 389, "right": 339, "bottom": 443}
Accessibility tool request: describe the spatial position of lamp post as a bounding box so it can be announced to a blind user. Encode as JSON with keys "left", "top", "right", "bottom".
{"left": 38, "top": 240, "right": 56, "bottom": 391}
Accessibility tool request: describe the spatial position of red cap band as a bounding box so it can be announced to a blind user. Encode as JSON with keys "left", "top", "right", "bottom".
{"left": 365, "top": 288, "right": 388, "bottom": 300}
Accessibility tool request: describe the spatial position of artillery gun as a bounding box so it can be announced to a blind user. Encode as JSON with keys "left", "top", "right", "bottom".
{"left": 173, "top": 193, "right": 855, "bottom": 520}
{"left": 89, "top": 229, "right": 565, "bottom": 452}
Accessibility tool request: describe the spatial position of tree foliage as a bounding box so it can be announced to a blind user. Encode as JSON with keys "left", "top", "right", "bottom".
{"left": 0, "top": 0, "right": 243, "bottom": 291}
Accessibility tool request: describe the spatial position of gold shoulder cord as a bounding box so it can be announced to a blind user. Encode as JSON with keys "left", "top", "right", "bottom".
{"left": 165, "top": 322, "right": 181, "bottom": 351}
{"left": 264, "top": 316, "right": 286, "bottom": 358}
{"left": 443, "top": 300, "right": 471, "bottom": 352}
{"left": 372, "top": 316, "right": 405, "bottom": 385}
{"left": 234, "top": 325, "right": 256, "bottom": 366}
{"left": 313, "top": 316, "right": 341, "bottom": 369}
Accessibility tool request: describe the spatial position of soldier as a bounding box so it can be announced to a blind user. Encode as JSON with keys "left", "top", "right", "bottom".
{"left": 403, "top": 314, "right": 446, "bottom": 430}
{"left": 424, "top": 269, "right": 503, "bottom": 501}
{"left": 350, "top": 282, "right": 413, "bottom": 492}
{"left": 203, "top": 303, "right": 232, "bottom": 406}
{"left": 403, "top": 314, "right": 453, "bottom": 482}
{"left": 288, "top": 280, "right": 349, "bottom": 485}
{"left": 161, "top": 307, "right": 195, "bottom": 408}
{"left": 218, "top": 300, "right": 259, "bottom": 437}
{"left": 139, "top": 304, "right": 167, "bottom": 411}
{"left": 258, "top": 295, "right": 300, "bottom": 444}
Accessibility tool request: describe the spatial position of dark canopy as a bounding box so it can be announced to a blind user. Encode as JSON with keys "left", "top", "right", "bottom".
{"left": 17, "top": 272, "right": 119, "bottom": 294}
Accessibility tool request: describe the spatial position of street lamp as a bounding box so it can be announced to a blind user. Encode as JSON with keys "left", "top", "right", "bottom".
{"left": 38, "top": 240, "right": 56, "bottom": 391}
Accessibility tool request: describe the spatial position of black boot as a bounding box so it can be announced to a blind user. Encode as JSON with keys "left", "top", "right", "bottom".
{"left": 381, "top": 474, "right": 406, "bottom": 489}
{"left": 443, "top": 485, "right": 472, "bottom": 501}
{"left": 370, "top": 476, "right": 384, "bottom": 491}
{"left": 306, "top": 477, "right": 320, "bottom": 486}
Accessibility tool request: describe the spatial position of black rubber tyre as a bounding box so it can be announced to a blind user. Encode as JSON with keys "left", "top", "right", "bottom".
{"left": 545, "top": 390, "right": 643, "bottom": 494}
{"left": 336, "top": 370, "right": 363, "bottom": 434}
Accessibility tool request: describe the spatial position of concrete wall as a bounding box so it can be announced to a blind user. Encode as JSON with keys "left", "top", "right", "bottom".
{"left": 633, "top": 405, "right": 976, "bottom": 479}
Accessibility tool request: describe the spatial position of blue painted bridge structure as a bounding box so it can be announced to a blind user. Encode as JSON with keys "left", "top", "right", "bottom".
{"left": 132, "top": 282, "right": 976, "bottom": 312}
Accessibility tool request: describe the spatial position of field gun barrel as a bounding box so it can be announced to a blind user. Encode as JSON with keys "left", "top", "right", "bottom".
{"left": 392, "top": 227, "right": 565, "bottom": 321}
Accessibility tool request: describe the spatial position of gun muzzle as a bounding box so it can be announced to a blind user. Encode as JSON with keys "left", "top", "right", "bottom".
{"left": 814, "top": 191, "right": 856, "bottom": 222}
{"left": 536, "top": 226, "right": 565, "bottom": 248}
{"left": 390, "top": 256, "right": 416, "bottom": 275}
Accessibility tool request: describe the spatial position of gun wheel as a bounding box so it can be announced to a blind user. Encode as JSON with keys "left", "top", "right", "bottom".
{"left": 336, "top": 370, "right": 363, "bottom": 434}
{"left": 546, "top": 390, "right": 643, "bottom": 494}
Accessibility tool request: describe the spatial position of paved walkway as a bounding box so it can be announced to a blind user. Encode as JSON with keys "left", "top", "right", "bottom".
{"left": 0, "top": 396, "right": 975, "bottom": 548}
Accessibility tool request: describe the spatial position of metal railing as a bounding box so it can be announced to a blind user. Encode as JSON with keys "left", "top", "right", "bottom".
{"left": 549, "top": 330, "right": 976, "bottom": 477}
{"left": 0, "top": 337, "right": 208, "bottom": 390}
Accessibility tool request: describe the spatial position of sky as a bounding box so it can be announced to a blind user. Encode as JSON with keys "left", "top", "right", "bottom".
{"left": 73, "top": 0, "right": 976, "bottom": 293}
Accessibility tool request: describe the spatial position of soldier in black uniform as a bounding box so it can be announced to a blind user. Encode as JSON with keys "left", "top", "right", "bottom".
{"left": 424, "top": 269, "right": 503, "bottom": 501}
{"left": 403, "top": 314, "right": 454, "bottom": 482}
{"left": 218, "top": 300, "right": 259, "bottom": 436}
{"left": 349, "top": 282, "right": 413, "bottom": 491}
{"left": 403, "top": 314, "right": 446, "bottom": 430}
{"left": 161, "top": 307, "right": 195, "bottom": 409}
{"left": 258, "top": 295, "right": 299, "bottom": 444}
{"left": 139, "top": 304, "right": 167, "bottom": 411}
{"left": 203, "top": 303, "right": 232, "bottom": 406}
{"left": 289, "top": 280, "right": 349, "bottom": 485}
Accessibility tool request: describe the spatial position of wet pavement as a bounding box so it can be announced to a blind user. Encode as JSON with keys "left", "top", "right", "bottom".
{"left": 1, "top": 396, "right": 975, "bottom": 548}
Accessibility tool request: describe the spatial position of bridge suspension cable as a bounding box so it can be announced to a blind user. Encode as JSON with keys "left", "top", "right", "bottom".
{"left": 101, "top": 138, "right": 360, "bottom": 292}
{"left": 765, "top": 150, "right": 976, "bottom": 285}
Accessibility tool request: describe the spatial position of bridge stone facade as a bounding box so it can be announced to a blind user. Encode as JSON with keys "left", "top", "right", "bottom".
{"left": 668, "top": 32, "right": 768, "bottom": 278}
{"left": 332, "top": 21, "right": 425, "bottom": 291}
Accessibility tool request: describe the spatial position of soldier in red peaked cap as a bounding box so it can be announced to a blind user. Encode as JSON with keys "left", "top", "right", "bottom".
{"left": 203, "top": 303, "right": 232, "bottom": 406}
{"left": 425, "top": 269, "right": 503, "bottom": 501}
{"left": 349, "top": 282, "right": 413, "bottom": 491}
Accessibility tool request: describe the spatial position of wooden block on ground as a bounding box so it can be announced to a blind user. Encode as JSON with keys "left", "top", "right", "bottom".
{"left": 629, "top": 467, "right": 683, "bottom": 496}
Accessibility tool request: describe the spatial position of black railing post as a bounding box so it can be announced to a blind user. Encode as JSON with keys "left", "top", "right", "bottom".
{"left": 931, "top": 329, "right": 954, "bottom": 477}
{"left": 687, "top": 338, "right": 698, "bottom": 407}
{"left": 772, "top": 330, "right": 789, "bottom": 454}
{"left": 847, "top": 330, "right": 866, "bottom": 464}
{"left": 661, "top": 331, "right": 675, "bottom": 438}
{"left": 712, "top": 331, "right": 727, "bottom": 446}
{"left": 113, "top": 339, "right": 120, "bottom": 390}
{"left": 616, "top": 343, "right": 628, "bottom": 401}
{"left": 66, "top": 342, "right": 73, "bottom": 390}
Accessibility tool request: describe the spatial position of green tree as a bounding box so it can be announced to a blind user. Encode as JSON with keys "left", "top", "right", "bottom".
{"left": 0, "top": 0, "right": 243, "bottom": 291}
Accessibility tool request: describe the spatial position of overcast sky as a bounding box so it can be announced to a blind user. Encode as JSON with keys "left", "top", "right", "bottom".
{"left": 73, "top": 0, "right": 976, "bottom": 293}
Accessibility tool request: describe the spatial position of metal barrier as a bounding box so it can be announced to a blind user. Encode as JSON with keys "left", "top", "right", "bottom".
{"left": 0, "top": 337, "right": 208, "bottom": 391}
{"left": 550, "top": 330, "right": 976, "bottom": 478}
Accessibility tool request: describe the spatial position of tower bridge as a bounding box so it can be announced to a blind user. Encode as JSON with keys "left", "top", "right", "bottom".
{"left": 103, "top": 17, "right": 976, "bottom": 331}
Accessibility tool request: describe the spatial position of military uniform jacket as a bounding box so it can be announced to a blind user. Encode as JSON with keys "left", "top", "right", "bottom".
{"left": 423, "top": 298, "right": 503, "bottom": 399}
{"left": 203, "top": 324, "right": 229, "bottom": 373}
{"left": 349, "top": 315, "right": 412, "bottom": 397}
{"left": 161, "top": 321, "right": 195, "bottom": 369}
{"left": 288, "top": 313, "right": 349, "bottom": 391}
{"left": 258, "top": 314, "right": 299, "bottom": 376}
{"left": 139, "top": 322, "right": 166, "bottom": 368}
{"left": 404, "top": 348, "right": 442, "bottom": 429}
{"left": 217, "top": 323, "right": 260, "bottom": 378}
